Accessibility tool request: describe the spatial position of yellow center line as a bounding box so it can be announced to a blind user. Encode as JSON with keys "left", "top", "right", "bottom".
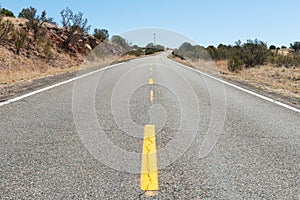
{"left": 148, "top": 78, "right": 154, "bottom": 85}
{"left": 150, "top": 90, "right": 154, "bottom": 102}
{"left": 150, "top": 68, "right": 153, "bottom": 77}
{"left": 141, "top": 125, "right": 158, "bottom": 191}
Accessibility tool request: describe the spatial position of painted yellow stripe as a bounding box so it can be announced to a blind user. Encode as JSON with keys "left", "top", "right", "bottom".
{"left": 150, "top": 90, "right": 154, "bottom": 102}
{"left": 141, "top": 125, "right": 158, "bottom": 191}
{"left": 148, "top": 78, "right": 154, "bottom": 85}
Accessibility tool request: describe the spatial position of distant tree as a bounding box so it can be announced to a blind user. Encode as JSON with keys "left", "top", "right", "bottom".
{"left": 235, "top": 40, "right": 242, "bottom": 47}
{"left": 128, "top": 47, "right": 143, "bottom": 56}
{"left": 93, "top": 28, "right": 109, "bottom": 42}
{"left": 179, "top": 42, "right": 193, "bottom": 52}
{"left": 281, "top": 46, "right": 287, "bottom": 49}
{"left": 206, "top": 45, "right": 219, "bottom": 60}
{"left": 154, "top": 44, "right": 165, "bottom": 51}
{"left": 144, "top": 43, "right": 164, "bottom": 55}
{"left": 217, "top": 44, "right": 231, "bottom": 60}
{"left": 111, "top": 35, "right": 129, "bottom": 49}
{"left": 269, "top": 45, "right": 276, "bottom": 50}
{"left": 0, "top": 8, "right": 15, "bottom": 17}
{"left": 132, "top": 44, "right": 139, "bottom": 49}
{"left": 18, "top": 7, "right": 53, "bottom": 43}
{"left": 145, "top": 48, "right": 155, "bottom": 55}
{"left": 241, "top": 39, "right": 269, "bottom": 67}
{"left": 290, "top": 41, "right": 300, "bottom": 52}
{"left": 194, "top": 45, "right": 209, "bottom": 60}
{"left": 60, "top": 7, "right": 91, "bottom": 50}
{"left": 146, "top": 43, "right": 154, "bottom": 49}
{"left": 18, "top": 7, "right": 37, "bottom": 19}
{"left": 175, "top": 42, "right": 210, "bottom": 61}
{"left": 46, "top": 17, "right": 57, "bottom": 25}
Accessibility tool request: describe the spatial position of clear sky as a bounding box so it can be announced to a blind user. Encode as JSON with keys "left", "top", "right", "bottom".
{"left": 1, "top": 0, "right": 299, "bottom": 48}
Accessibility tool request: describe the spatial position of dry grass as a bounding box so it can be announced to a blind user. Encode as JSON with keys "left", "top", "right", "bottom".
{"left": 112, "top": 54, "right": 141, "bottom": 63}
{"left": 0, "top": 44, "right": 141, "bottom": 84}
{"left": 0, "top": 67, "right": 80, "bottom": 84}
{"left": 213, "top": 60, "right": 300, "bottom": 99}
{"left": 0, "top": 46, "right": 81, "bottom": 84}
{"left": 171, "top": 57, "right": 300, "bottom": 102}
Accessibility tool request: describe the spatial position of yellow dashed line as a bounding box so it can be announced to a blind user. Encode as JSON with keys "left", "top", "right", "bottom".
{"left": 149, "top": 78, "right": 154, "bottom": 85}
{"left": 141, "top": 125, "right": 158, "bottom": 191}
{"left": 150, "top": 90, "right": 154, "bottom": 102}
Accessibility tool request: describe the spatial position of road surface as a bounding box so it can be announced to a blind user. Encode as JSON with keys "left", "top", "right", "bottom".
{"left": 0, "top": 52, "right": 299, "bottom": 199}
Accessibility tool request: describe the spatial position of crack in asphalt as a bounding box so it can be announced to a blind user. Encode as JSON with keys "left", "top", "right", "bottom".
{"left": 143, "top": 136, "right": 155, "bottom": 191}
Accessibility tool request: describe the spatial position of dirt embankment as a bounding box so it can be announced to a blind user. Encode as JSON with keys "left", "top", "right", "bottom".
{"left": 0, "top": 17, "right": 138, "bottom": 101}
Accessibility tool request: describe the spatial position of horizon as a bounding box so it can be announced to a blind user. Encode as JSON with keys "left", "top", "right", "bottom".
{"left": 1, "top": 0, "right": 299, "bottom": 48}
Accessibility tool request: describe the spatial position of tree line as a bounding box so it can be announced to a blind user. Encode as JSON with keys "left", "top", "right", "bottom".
{"left": 174, "top": 40, "right": 300, "bottom": 72}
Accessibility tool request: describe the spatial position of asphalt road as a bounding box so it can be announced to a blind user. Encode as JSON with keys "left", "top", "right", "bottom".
{"left": 0, "top": 52, "right": 299, "bottom": 199}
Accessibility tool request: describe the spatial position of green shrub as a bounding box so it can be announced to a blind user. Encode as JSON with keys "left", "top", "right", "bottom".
{"left": 94, "top": 28, "right": 109, "bottom": 42}
{"left": 206, "top": 45, "right": 219, "bottom": 60}
{"left": 145, "top": 48, "right": 155, "bottom": 55}
{"left": 228, "top": 56, "right": 242, "bottom": 72}
{"left": 12, "top": 28, "right": 28, "bottom": 54}
{"left": 43, "top": 40, "right": 52, "bottom": 60}
{"left": 128, "top": 48, "right": 143, "bottom": 56}
{"left": 0, "top": 8, "right": 15, "bottom": 17}
{"left": 241, "top": 39, "right": 269, "bottom": 67}
{"left": 174, "top": 42, "right": 208, "bottom": 61}
{"left": 111, "top": 35, "right": 129, "bottom": 50}
{"left": 60, "top": 7, "right": 91, "bottom": 51}
{"left": 290, "top": 41, "right": 300, "bottom": 52}
{"left": 19, "top": 7, "right": 52, "bottom": 43}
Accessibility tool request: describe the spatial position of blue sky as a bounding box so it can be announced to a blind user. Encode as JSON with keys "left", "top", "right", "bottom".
{"left": 1, "top": 0, "right": 299, "bottom": 47}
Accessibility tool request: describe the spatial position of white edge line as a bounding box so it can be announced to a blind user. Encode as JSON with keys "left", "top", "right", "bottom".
{"left": 168, "top": 59, "right": 300, "bottom": 113}
{"left": 0, "top": 62, "right": 125, "bottom": 107}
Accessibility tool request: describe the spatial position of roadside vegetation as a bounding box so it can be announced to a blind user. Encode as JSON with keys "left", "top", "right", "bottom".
{"left": 0, "top": 5, "right": 162, "bottom": 85}
{"left": 173, "top": 40, "right": 300, "bottom": 72}
{"left": 171, "top": 40, "right": 300, "bottom": 103}
{"left": 2, "top": 5, "right": 297, "bottom": 104}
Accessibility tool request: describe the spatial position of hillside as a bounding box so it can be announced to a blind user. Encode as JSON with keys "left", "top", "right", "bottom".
{"left": 0, "top": 16, "right": 127, "bottom": 85}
